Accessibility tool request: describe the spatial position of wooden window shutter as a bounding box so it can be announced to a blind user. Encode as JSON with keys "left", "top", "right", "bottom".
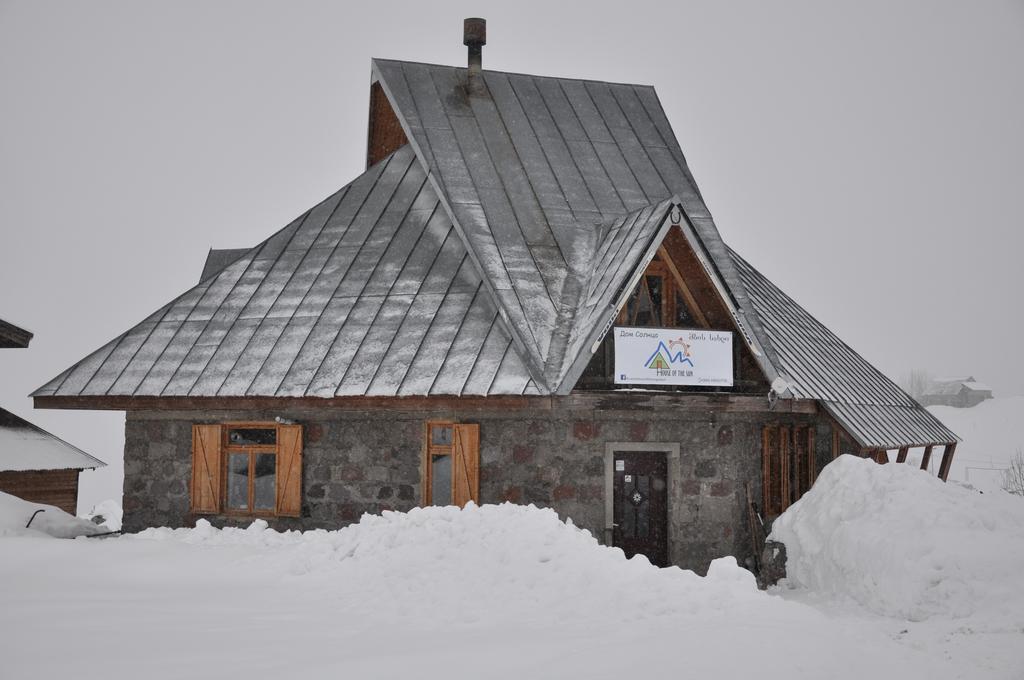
{"left": 452, "top": 423, "right": 480, "bottom": 507}
{"left": 761, "top": 426, "right": 776, "bottom": 517}
{"left": 276, "top": 424, "right": 303, "bottom": 517}
{"left": 806, "top": 427, "right": 817, "bottom": 486}
{"left": 779, "top": 426, "right": 791, "bottom": 513}
{"left": 191, "top": 424, "right": 222, "bottom": 514}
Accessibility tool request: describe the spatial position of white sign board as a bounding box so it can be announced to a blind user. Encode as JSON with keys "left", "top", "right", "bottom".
{"left": 613, "top": 327, "right": 734, "bottom": 387}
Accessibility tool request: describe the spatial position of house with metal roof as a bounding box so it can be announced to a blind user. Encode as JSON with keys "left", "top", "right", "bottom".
{"left": 33, "top": 19, "right": 956, "bottom": 572}
{"left": 918, "top": 376, "right": 993, "bottom": 409}
{"left": 0, "top": 319, "right": 104, "bottom": 514}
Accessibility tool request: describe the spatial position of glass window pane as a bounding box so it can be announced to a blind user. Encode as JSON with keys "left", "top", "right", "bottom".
{"left": 227, "top": 452, "right": 250, "bottom": 511}
{"left": 674, "top": 291, "right": 694, "bottom": 327}
{"left": 432, "top": 454, "right": 452, "bottom": 505}
{"left": 253, "top": 453, "right": 276, "bottom": 512}
{"left": 645, "top": 275, "right": 663, "bottom": 326}
{"left": 228, "top": 428, "right": 276, "bottom": 446}
{"left": 431, "top": 425, "right": 452, "bottom": 446}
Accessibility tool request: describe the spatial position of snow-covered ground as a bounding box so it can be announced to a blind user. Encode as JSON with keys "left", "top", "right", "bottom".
{"left": 2, "top": 461, "right": 1023, "bottom": 680}
{"left": 927, "top": 396, "right": 1024, "bottom": 492}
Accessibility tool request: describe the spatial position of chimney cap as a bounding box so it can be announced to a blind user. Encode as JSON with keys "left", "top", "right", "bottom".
{"left": 463, "top": 17, "right": 486, "bottom": 47}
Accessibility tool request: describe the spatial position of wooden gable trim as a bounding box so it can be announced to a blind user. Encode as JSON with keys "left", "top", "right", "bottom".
{"left": 366, "top": 81, "right": 408, "bottom": 167}
{"left": 655, "top": 243, "right": 711, "bottom": 328}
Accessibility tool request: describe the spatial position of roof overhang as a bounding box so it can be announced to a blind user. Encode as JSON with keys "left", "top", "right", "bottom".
{"left": 32, "top": 391, "right": 818, "bottom": 415}
{"left": 0, "top": 319, "right": 33, "bottom": 348}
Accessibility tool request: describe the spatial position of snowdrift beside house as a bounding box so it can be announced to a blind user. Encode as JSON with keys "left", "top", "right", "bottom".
{"left": 134, "top": 503, "right": 760, "bottom": 624}
{"left": 2, "top": 495, "right": 1017, "bottom": 678}
{"left": 768, "top": 455, "right": 1024, "bottom": 621}
{"left": 0, "top": 490, "right": 105, "bottom": 538}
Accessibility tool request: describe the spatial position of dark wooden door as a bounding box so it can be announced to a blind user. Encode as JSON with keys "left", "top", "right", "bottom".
{"left": 613, "top": 451, "right": 668, "bottom": 567}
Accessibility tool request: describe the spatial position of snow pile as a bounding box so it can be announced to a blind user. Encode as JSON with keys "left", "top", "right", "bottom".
{"left": 84, "top": 498, "right": 123, "bottom": 531}
{"left": 135, "top": 503, "right": 759, "bottom": 625}
{"left": 769, "top": 455, "right": 1024, "bottom": 621}
{"left": 2, "top": 498, "right": 1011, "bottom": 678}
{"left": 0, "top": 490, "right": 105, "bottom": 538}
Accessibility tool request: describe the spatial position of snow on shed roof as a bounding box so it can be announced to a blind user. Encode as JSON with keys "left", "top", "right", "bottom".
{"left": 0, "top": 408, "right": 105, "bottom": 472}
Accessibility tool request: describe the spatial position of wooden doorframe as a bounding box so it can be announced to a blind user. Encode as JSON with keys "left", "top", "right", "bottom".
{"left": 603, "top": 442, "right": 680, "bottom": 548}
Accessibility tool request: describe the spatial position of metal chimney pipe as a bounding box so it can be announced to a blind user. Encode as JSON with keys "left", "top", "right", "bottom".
{"left": 463, "top": 17, "right": 486, "bottom": 95}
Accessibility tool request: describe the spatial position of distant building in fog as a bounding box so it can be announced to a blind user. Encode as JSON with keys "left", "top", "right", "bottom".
{"left": 919, "top": 377, "right": 993, "bottom": 409}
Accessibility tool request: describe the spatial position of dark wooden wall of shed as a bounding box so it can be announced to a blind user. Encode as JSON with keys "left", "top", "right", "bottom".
{"left": 367, "top": 82, "right": 408, "bottom": 167}
{"left": 0, "top": 469, "right": 80, "bottom": 515}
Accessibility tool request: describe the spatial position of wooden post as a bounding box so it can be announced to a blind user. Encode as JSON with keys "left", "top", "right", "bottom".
{"left": 919, "top": 445, "right": 934, "bottom": 471}
{"left": 938, "top": 443, "right": 957, "bottom": 482}
{"left": 831, "top": 425, "right": 840, "bottom": 460}
{"left": 896, "top": 446, "right": 909, "bottom": 464}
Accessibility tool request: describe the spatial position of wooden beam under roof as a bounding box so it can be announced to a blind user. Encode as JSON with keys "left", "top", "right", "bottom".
{"left": 920, "top": 445, "right": 934, "bottom": 471}
{"left": 33, "top": 391, "right": 818, "bottom": 414}
{"left": 657, "top": 244, "right": 711, "bottom": 328}
{"left": 938, "top": 443, "right": 957, "bottom": 482}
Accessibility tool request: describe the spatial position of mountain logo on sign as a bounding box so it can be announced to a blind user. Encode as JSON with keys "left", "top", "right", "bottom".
{"left": 644, "top": 338, "right": 693, "bottom": 370}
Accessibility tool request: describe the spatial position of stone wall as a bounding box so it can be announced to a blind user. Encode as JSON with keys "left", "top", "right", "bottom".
{"left": 122, "top": 397, "right": 828, "bottom": 573}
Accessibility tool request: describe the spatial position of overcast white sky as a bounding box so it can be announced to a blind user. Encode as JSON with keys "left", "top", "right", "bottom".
{"left": 2, "top": 0, "right": 1022, "bottom": 511}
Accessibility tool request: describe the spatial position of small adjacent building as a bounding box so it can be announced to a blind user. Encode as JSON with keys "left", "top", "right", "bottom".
{"left": 33, "top": 20, "right": 956, "bottom": 572}
{"left": 0, "top": 319, "right": 104, "bottom": 514}
{"left": 918, "top": 377, "right": 993, "bottom": 409}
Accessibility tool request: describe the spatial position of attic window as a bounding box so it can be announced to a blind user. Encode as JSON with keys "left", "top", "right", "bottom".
{"left": 619, "top": 259, "right": 698, "bottom": 328}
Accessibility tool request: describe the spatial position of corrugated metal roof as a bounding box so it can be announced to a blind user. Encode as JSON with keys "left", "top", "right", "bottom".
{"left": 559, "top": 198, "right": 677, "bottom": 387}
{"left": 0, "top": 407, "right": 105, "bottom": 471}
{"left": 32, "top": 59, "right": 957, "bottom": 448}
{"left": 731, "top": 249, "right": 957, "bottom": 448}
{"left": 371, "top": 60, "right": 777, "bottom": 390}
{"left": 34, "top": 145, "right": 535, "bottom": 399}
{"left": 199, "top": 248, "right": 250, "bottom": 283}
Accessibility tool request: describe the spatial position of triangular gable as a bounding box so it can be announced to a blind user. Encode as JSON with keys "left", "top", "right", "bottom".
{"left": 555, "top": 198, "right": 780, "bottom": 394}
